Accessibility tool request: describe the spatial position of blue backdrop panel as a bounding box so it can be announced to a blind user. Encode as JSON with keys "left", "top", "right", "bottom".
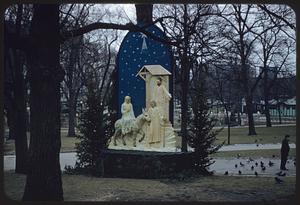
{"left": 116, "top": 25, "right": 173, "bottom": 118}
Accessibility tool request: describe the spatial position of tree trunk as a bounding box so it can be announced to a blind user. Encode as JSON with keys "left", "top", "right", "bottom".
{"left": 135, "top": 4, "right": 153, "bottom": 24}
{"left": 180, "top": 5, "right": 189, "bottom": 152}
{"left": 180, "top": 53, "right": 189, "bottom": 152}
{"left": 225, "top": 110, "right": 230, "bottom": 145}
{"left": 67, "top": 92, "right": 76, "bottom": 137}
{"left": 246, "top": 96, "right": 257, "bottom": 135}
{"left": 13, "top": 48, "right": 29, "bottom": 174}
{"left": 277, "top": 105, "right": 282, "bottom": 124}
{"left": 5, "top": 4, "right": 29, "bottom": 173}
{"left": 23, "top": 5, "right": 64, "bottom": 201}
{"left": 264, "top": 96, "right": 272, "bottom": 127}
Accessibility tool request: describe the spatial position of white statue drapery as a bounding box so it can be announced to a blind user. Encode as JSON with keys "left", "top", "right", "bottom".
{"left": 151, "top": 79, "right": 172, "bottom": 120}
{"left": 120, "top": 96, "right": 136, "bottom": 135}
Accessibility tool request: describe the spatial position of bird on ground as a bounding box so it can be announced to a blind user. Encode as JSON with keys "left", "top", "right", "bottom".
{"left": 261, "top": 166, "right": 266, "bottom": 171}
{"left": 251, "top": 165, "right": 254, "bottom": 170}
{"left": 249, "top": 157, "right": 254, "bottom": 162}
{"left": 275, "top": 177, "right": 284, "bottom": 184}
{"left": 268, "top": 161, "right": 274, "bottom": 167}
{"left": 260, "top": 161, "right": 264, "bottom": 167}
{"left": 240, "top": 162, "right": 245, "bottom": 167}
{"left": 224, "top": 171, "right": 228, "bottom": 175}
{"left": 235, "top": 164, "right": 238, "bottom": 168}
{"left": 256, "top": 144, "right": 259, "bottom": 147}
{"left": 272, "top": 155, "right": 275, "bottom": 158}
{"left": 276, "top": 171, "right": 282, "bottom": 176}
{"left": 255, "top": 162, "right": 258, "bottom": 166}
{"left": 254, "top": 171, "right": 258, "bottom": 176}
{"left": 238, "top": 170, "right": 242, "bottom": 175}
{"left": 279, "top": 172, "right": 286, "bottom": 177}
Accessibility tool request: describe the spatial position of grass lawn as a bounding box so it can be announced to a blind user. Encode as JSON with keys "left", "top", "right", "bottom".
{"left": 4, "top": 125, "right": 296, "bottom": 155}
{"left": 4, "top": 130, "right": 80, "bottom": 155}
{"left": 4, "top": 171, "right": 296, "bottom": 202}
{"left": 210, "top": 148, "right": 296, "bottom": 158}
{"left": 215, "top": 125, "right": 296, "bottom": 145}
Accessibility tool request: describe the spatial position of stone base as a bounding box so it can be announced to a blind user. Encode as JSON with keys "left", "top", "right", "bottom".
{"left": 102, "top": 149, "right": 193, "bottom": 178}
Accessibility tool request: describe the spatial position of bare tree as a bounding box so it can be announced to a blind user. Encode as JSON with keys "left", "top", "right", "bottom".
{"left": 4, "top": 4, "right": 33, "bottom": 174}
{"left": 254, "top": 5, "right": 295, "bottom": 127}
{"left": 216, "top": 4, "right": 272, "bottom": 135}
{"left": 154, "top": 4, "right": 219, "bottom": 151}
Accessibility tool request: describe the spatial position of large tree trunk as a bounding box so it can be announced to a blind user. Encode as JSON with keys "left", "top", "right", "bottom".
{"left": 180, "top": 5, "right": 189, "bottom": 152}
{"left": 246, "top": 96, "right": 257, "bottom": 135}
{"left": 135, "top": 4, "right": 153, "bottom": 24}
{"left": 180, "top": 52, "right": 189, "bottom": 152}
{"left": 23, "top": 5, "right": 64, "bottom": 201}
{"left": 4, "top": 4, "right": 29, "bottom": 173}
{"left": 13, "top": 48, "right": 29, "bottom": 174}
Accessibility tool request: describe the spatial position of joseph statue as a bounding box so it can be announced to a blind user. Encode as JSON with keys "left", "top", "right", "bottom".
{"left": 151, "top": 77, "right": 172, "bottom": 121}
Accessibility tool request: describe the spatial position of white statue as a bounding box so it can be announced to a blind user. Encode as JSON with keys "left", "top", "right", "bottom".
{"left": 120, "top": 96, "right": 136, "bottom": 135}
{"left": 112, "top": 96, "right": 151, "bottom": 147}
{"left": 148, "top": 100, "right": 164, "bottom": 144}
{"left": 151, "top": 77, "right": 172, "bottom": 120}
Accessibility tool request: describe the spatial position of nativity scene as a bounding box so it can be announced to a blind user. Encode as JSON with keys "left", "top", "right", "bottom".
{"left": 109, "top": 65, "right": 179, "bottom": 152}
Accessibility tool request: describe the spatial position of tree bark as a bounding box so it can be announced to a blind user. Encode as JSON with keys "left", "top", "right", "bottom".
{"left": 4, "top": 4, "right": 29, "bottom": 173}
{"left": 246, "top": 96, "right": 257, "bottom": 135}
{"left": 23, "top": 5, "right": 64, "bottom": 201}
{"left": 225, "top": 110, "right": 231, "bottom": 145}
{"left": 13, "top": 48, "right": 29, "bottom": 174}
{"left": 67, "top": 92, "right": 76, "bottom": 137}
{"left": 180, "top": 5, "right": 189, "bottom": 152}
{"left": 264, "top": 95, "right": 272, "bottom": 127}
{"left": 135, "top": 4, "right": 153, "bottom": 24}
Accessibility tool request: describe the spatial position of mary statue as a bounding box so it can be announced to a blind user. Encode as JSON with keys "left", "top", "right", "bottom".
{"left": 120, "top": 96, "right": 136, "bottom": 135}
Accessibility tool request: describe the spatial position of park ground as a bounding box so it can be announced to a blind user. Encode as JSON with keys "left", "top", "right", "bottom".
{"left": 4, "top": 171, "right": 296, "bottom": 202}
{"left": 4, "top": 124, "right": 296, "bottom": 157}
{"left": 3, "top": 125, "right": 297, "bottom": 202}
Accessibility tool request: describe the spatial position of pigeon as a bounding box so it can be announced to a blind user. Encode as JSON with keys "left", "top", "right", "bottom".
{"left": 235, "top": 164, "right": 238, "bottom": 168}
{"left": 272, "top": 155, "right": 275, "bottom": 158}
{"left": 255, "top": 162, "right": 258, "bottom": 166}
{"left": 279, "top": 172, "right": 286, "bottom": 177}
{"left": 249, "top": 157, "right": 254, "bottom": 162}
{"left": 251, "top": 165, "right": 254, "bottom": 170}
{"left": 224, "top": 171, "right": 228, "bottom": 175}
{"left": 262, "top": 166, "right": 266, "bottom": 171}
{"left": 238, "top": 170, "right": 242, "bottom": 175}
{"left": 275, "top": 177, "right": 283, "bottom": 184}
{"left": 268, "top": 161, "right": 274, "bottom": 167}
{"left": 256, "top": 144, "right": 259, "bottom": 147}
{"left": 260, "top": 161, "right": 264, "bottom": 167}
{"left": 240, "top": 162, "right": 245, "bottom": 167}
{"left": 254, "top": 171, "right": 258, "bottom": 176}
{"left": 276, "top": 171, "right": 282, "bottom": 176}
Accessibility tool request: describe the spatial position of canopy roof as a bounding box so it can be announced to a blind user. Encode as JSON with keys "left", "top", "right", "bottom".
{"left": 136, "top": 65, "right": 171, "bottom": 80}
